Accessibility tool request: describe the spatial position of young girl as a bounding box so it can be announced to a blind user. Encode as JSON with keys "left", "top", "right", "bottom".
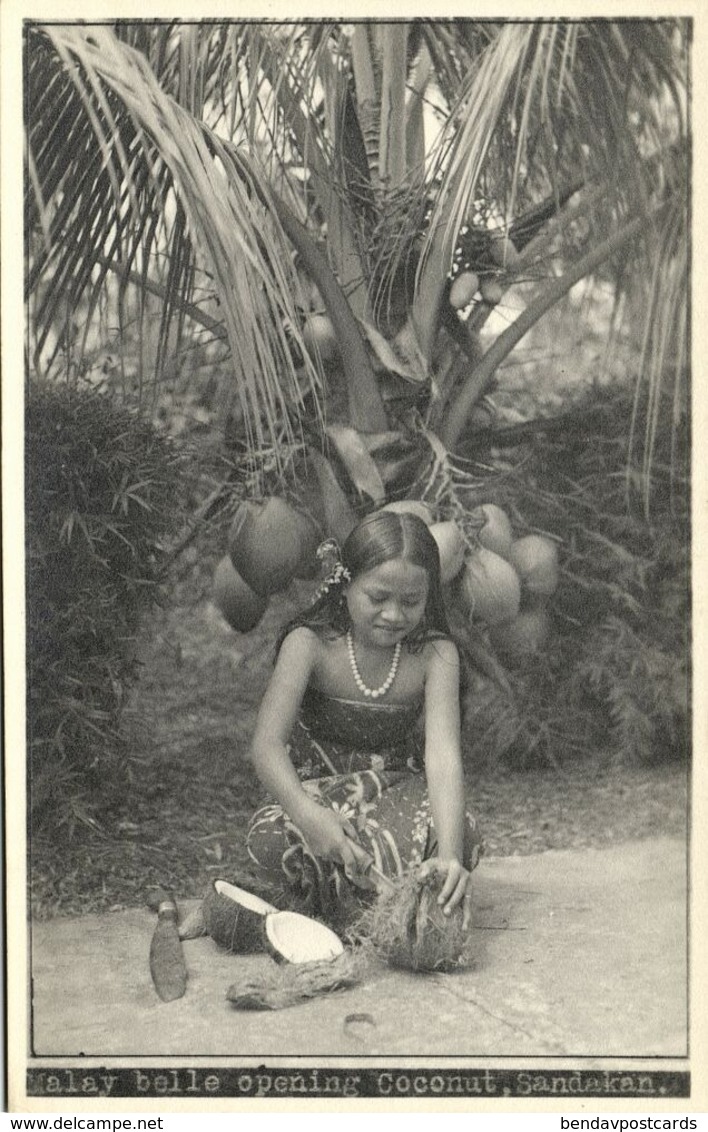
{"left": 246, "top": 509, "right": 482, "bottom": 931}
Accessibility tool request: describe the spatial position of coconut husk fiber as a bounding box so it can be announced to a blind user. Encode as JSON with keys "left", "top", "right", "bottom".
{"left": 358, "top": 872, "right": 472, "bottom": 973}
{"left": 226, "top": 950, "right": 367, "bottom": 1011}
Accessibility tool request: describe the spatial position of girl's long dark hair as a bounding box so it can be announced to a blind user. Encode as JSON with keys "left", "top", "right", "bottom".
{"left": 277, "top": 510, "right": 451, "bottom": 654}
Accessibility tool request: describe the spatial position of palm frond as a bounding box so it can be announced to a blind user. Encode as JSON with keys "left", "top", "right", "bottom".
{"left": 26, "top": 24, "right": 323, "bottom": 455}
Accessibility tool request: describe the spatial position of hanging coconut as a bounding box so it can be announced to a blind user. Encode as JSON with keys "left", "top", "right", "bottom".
{"left": 480, "top": 278, "right": 504, "bottom": 306}
{"left": 489, "top": 606, "right": 551, "bottom": 667}
{"left": 489, "top": 233, "right": 521, "bottom": 268}
{"left": 508, "top": 534, "right": 560, "bottom": 597}
{"left": 293, "top": 510, "right": 323, "bottom": 580}
{"left": 302, "top": 313, "right": 339, "bottom": 365}
{"left": 382, "top": 499, "right": 434, "bottom": 526}
{"left": 213, "top": 556, "right": 268, "bottom": 633}
{"left": 470, "top": 503, "right": 514, "bottom": 559}
{"left": 359, "top": 873, "right": 470, "bottom": 973}
{"left": 429, "top": 520, "right": 466, "bottom": 584}
{"left": 461, "top": 546, "right": 521, "bottom": 625}
{"left": 449, "top": 271, "right": 480, "bottom": 310}
{"left": 228, "top": 497, "right": 312, "bottom": 596}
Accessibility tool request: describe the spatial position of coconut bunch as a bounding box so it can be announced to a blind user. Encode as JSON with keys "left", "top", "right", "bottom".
{"left": 457, "top": 502, "right": 557, "bottom": 665}
{"left": 448, "top": 229, "right": 522, "bottom": 313}
{"left": 357, "top": 871, "right": 471, "bottom": 974}
{"left": 379, "top": 497, "right": 559, "bottom": 669}
{"left": 451, "top": 504, "right": 560, "bottom": 670}
{"left": 381, "top": 498, "right": 465, "bottom": 585}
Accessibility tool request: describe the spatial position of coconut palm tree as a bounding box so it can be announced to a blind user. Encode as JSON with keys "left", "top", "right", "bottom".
{"left": 25, "top": 19, "right": 688, "bottom": 513}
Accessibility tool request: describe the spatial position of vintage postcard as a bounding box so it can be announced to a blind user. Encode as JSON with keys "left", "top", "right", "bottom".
{"left": 3, "top": 0, "right": 706, "bottom": 1115}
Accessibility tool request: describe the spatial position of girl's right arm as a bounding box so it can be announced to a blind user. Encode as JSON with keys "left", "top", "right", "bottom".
{"left": 248, "top": 627, "right": 319, "bottom": 822}
{"left": 248, "top": 628, "right": 369, "bottom": 873}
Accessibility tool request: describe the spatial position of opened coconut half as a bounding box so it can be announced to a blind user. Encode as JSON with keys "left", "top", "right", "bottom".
{"left": 203, "top": 880, "right": 278, "bottom": 954}
{"left": 264, "top": 911, "right": 345, "bottom": 965}
{"left": 203, "top": 880, "right": 344, "bottom": 963}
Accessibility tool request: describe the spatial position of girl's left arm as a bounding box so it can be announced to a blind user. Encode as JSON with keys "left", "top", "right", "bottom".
{"left": 422, "top": 638, "right": 473, "bottom": 926}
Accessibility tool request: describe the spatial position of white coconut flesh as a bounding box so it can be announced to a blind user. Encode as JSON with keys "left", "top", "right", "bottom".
{"left": 213, "top": 880, "right": 277, "bottom": 915}
{"left": 264, "top": 911, "right": 345, "bottom": 964}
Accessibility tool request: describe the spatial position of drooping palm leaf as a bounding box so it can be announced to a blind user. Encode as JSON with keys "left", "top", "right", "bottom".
{"left": 26, "top": 18, "right": 689, "bottom": 496}
{"left": 27, "top": 23, "right": 325, "bottom": 453}
{"left": 407, "top": 18, "right": 688, "bottom": 493}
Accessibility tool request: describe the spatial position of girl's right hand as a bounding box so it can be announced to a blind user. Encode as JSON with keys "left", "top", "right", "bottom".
{"left": 295, "top": 800, "right": 370, "bottom": 876}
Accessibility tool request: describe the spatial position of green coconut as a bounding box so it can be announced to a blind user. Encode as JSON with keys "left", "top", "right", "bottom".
{"left": 461, "top": 547, "right": 521, "bottom": 625}
{"left": 302, "top": 313, "right": 339, "bottom": 365}
{"left": 212, "top": 556, "right": 268, "bottom": 633}
{"left": 430, "top": 520, "right": 466, "bottom": 584}
{"left": 489, "top": 605, "right": 551, "bottom": 667}
{"left": 470, "top": 503, "right": 514, "bottom": 559}
{"left": 508, "top": 534, "right": 560, "bottom": 596}
{"left": 360, "top": 873, "right": 470, "bottom": 973}
{"left": 449, "top": 271, "right": 480, "bottom": 310}
{"left": 228, "top": 497, "right": 311, "bottom": 596}
{"left": 480, "top": 278, "right": 504, "bottom": 306}
{"left": 382, "top": 499, "right": 434, "bottom": 526}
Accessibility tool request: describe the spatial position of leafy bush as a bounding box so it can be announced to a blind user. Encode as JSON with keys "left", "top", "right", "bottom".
{"left": 459, "top": 390, "right": 690, "bottom": 769}
{"left": 26, "top": 381, "right": 187, "bottom": 830}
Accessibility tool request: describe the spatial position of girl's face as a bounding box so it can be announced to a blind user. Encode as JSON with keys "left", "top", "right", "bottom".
{"left": 345, "top": 558, "right": 429, "bottom": 648}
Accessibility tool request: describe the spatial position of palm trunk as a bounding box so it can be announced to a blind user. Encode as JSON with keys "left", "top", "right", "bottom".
{"left": 270, "top": 195, "right": 388, "bottom": 433}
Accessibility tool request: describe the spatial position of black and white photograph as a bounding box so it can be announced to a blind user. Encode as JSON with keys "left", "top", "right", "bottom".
{"left": 3, "top": 3, "right": 704, "bottom": 1113}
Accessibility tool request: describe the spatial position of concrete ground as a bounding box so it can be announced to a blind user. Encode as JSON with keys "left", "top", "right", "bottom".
{"left": 30, "top": 837, "right": 687, "bottom": 1059}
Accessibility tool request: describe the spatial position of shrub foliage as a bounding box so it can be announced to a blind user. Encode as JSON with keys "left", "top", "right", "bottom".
{"left": 26, "top": 381, "right": 186, "bottom": 828}
{"left": 458, "top": 390, "right": 690, "bottom": 769}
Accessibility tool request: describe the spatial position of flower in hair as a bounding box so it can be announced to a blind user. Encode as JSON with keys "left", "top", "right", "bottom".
{"left": 314, "top": 538, "right": 351, "bottom": 599}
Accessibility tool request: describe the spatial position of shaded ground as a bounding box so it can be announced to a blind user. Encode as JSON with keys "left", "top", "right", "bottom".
{"left": 30, "top": 583, "right": 688, "bottom": 920}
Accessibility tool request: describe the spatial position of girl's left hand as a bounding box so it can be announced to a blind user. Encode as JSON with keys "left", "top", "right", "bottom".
{"left": 418, "top": 857, "right": 473, "bottom": 930}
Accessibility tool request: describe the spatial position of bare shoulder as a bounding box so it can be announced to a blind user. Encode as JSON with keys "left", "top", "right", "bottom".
{"left": 423, "top": 637, "right": 460, "bottom": 682}
{"left": 424, "top": 636, "right": 460, "bottom": 667}
{"left": 277, "top": 625, "right": 321, "bottom": 665}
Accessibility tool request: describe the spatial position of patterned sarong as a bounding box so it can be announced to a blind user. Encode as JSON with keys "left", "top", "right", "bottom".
{"left": 246, "top": 688, "right": 482, "bottom": 927}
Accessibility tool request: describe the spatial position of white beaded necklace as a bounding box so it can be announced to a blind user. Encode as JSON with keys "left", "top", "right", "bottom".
{"left": 346, "top": 629, "right": 401, "bottom": 699}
